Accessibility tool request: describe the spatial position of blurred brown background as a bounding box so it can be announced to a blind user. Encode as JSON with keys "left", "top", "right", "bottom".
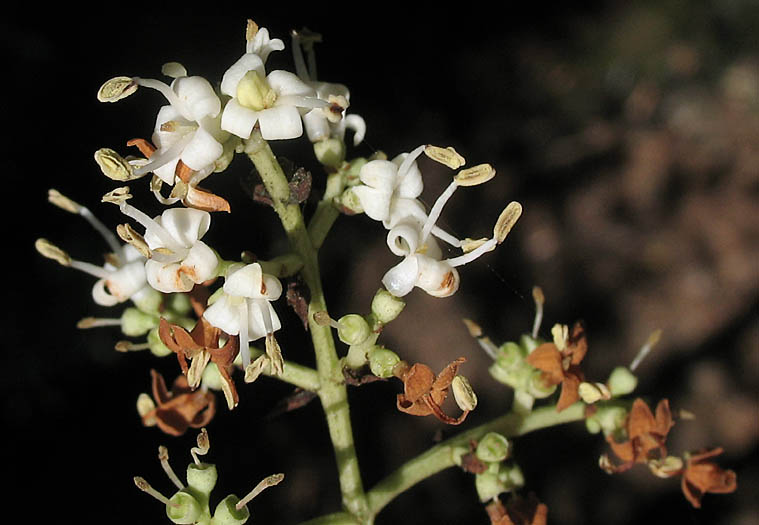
{"left": 7, "top": 2, "right": 757, "bottom": 524}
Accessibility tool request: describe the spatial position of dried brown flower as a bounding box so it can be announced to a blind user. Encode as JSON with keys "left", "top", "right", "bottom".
{"left": 485, "top": 493, "right": 548, "bottom": 525}
{"left": 139, "top": 369, "right": 216, "bottom": 436}
{"left": 604, "top": 397, "right": 674, "bottom": 472}
{"left": 681, "top": 447, "right": 737, "bottom": 508}
{"left": 395, "top": 357, "right": 469, "bottom": 425}
{"left": 526, "top": 321, "right": 587, "bottom": 411}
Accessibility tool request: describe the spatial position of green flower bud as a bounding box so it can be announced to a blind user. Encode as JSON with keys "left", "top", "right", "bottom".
{"left": 451, "top": 445, "right": 470, "bottom": 467}
{"left": 334, "top": 187, "right": 364, "bottom": 214}
{"left": 368, "top": 347, "right": 401, "bottom": 378}
{"left": 526, "top": 369, "right": 557, "bottom": 399}
{"left": 147, "top": 327, "right": 173, "bottom": 357}
{"left": 342, "top": 157, "right": 368, "bottom": 186}
{"left": 475, "top": 471, "right": 507, "bottom": 502}
{"left": 498, "top": 463, "right": 525, "bottom": 490}
{"left": 132, "top": 287, "right": 163, "bottom": 314}
{"left": 120, "top": 307, "right": 158, "bottom": 337}
{"left": 313, "top": 138, "right": 346, "bottom": 168}
{"left": 371, "top": 288, "right": 406, "bottom": 324}
{"left": 166, "top": 491, "right": 203, "bottom": 525}
{"left": 607, "top": 366, "right": 638, "bottom": 397}
{"left": 476, "top": 432, "right": 512, "bottom": 463}
{"left": 519, "top": 334, "right": 541, "bottom": 353}
{"left": 166, "top": 293, "right": 193, "bottom": 317}
{"left": 585, "top": 417, "right": 602, "bottom": 434}
{"left": 595, "top": 405, "right": 629, "bottom": 435}
{"left": 496, "top": 342, "right": 527, "bottom": 370}
{"left": 212, "top": 495, "right": 250, "bottom": 525}
{"left": 186, "top": 463, "right": 218, "bottom": 498}
{"left": 337, "top": 314, "right": 371, "bottom": 345}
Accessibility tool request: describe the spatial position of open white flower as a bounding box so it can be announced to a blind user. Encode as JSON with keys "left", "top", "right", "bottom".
{"left": 202, "top": 263, "right": 284, "bottom": 374}
{"left": 219, "top": 24, "right": 326, "bottom": 141}
{"left": 112, "top": 195, "right": 219, "bottom": 294}
{"left": 291, "top": 30, "right": 366, "bottom": 145}
{"left": 36, "top": 190, "right": 155, "bottom": 309}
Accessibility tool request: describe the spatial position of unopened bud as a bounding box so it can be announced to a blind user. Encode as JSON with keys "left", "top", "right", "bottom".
{"left": 147, "top": 327, "right": 173, "bottom": 357}
{"left": 493, "top": 201, "right": 522, "bottom": 243}
{"left": 313, "top": 137, "right": 346, "bottom": 168}
{"left": 476, "top": 432, "right": 511, "bottom": 463}
{"left": 334, "top": 187, "right": 364, "bottom": 214}
{"left": 97, "top": 76, "right": 138, "bottom": 102}
{"left": 424, "top": 145, "right": 466, "bottom": 169}
{"left": 120, "top": 307, "right": 158, "bottom": 337}
{"left": 607, "top": 366, "right": 638, "bottom": 397}
{"left": 452, "top": 375, "right": 478, "bottom": 412}
{"left": 370, "top": 288, "right": 406, "bottom": 324}
{"left": 475, "top": 471, "right": 507, "bottom": 502}
{"left": 94, "top": 148, "right": 140, "bottom": 181}
{"left": 454, "top": 164, "right": 496, "bottom": 186}
{"left": 367, "top": 347, "right": 401, "bottom": 378}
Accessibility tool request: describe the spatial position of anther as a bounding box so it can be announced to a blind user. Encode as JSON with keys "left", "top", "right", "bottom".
{"left": 493, "top": 201, "right": 523, "bottom": 244}
{"left": 424, "top": 145, "right": 466, "bottom": 169}
{"left": 94, "top": 148, "right": 142, "bottom": 181}
{"left": 235, "top": 473, "right": 285, "bottom": 511}
{"left": 629, "top": 329, "right": 662, "bottom": 371}
{"left": 35, "top": 238, "right": 71, "bottom": 266}
{"left": 133, "top": 476, "right": 171, "bottom": 505}
{"left": 97, "top": 76, "right": 138, "bottom": 103}
{"left": 454, "top": 164, "right": 496, "bottom": 186}
{"left": 190, "top": 428, "right": 210, "bottom": 465}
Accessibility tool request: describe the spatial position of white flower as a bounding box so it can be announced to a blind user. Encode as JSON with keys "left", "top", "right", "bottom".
{"left": 115, "top": 198, "right": 219, "bottom": 294}
{"left": 202, "top": 263, "right": 283, "bottom": 372}
{"left": 291, "top": 30, "right": 366, "bottom": 145}
{"left": 37, "top": 190, "right": 154, "bottom": 308}
{"left": 219, "top": 25, "right": 326, "bottom": 141}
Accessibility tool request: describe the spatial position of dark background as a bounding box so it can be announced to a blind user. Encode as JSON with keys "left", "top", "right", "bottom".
{"left": 6, "top": 3, "right": 757, "bottom": 524}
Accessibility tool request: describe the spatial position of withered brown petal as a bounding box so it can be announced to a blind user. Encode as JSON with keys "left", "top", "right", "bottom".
{"left": 556, "top": 368, "right": 582, "bottom": 412}
{"left": 566, "top": 320, "right": 588, "bottom": 365}
{"left": 403, "top": 363, "right": 436, "bottom": 402}
{"left": 431, "top": 357, "right": 467, "bottom": 394}
{"left": 628, "top": 398, "right": 657, "bottom": 439}
{"left": 526, "top": 344, "right": 564, "bottom": 385}
{"left": 654, "top": 398, "right": 675, "bottom": 437}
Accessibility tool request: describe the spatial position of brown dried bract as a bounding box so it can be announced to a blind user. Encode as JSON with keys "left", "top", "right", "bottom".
{"left": 286, "top": 279, "right": 311, "bottom": 330}
{"left": 681, "top": 447, "right": 737, "bottom": 508}
{"left": 486, "top": 493, "right": 548, "bottom": 525}
{"left": 526, "top": 321, "right": 587, "bottom": 411}
{"left": 605, "top": 397, "right": 674, "bottom": 472}
{"left": 158, "top": 317, "right": 240, "bottom": 409}
{"left": 141, "top": 369, "right": 216, "bottom": 436}
{"left": 396, "top": 357, "right": 469, "bottom": 425}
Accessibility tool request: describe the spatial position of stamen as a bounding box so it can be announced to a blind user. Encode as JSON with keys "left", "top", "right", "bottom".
{"left": 134, "top": 476, "right": 171, "bottom": 505}
{"left": 131, "top": 133, "right": 194, "bottom": 177}
{"left": 629, "top": 329, "right": 662, "bottom": 371}
{"left": 239, "top": 300, "right": 250, "bottom": 367}
{"left": 244, "top": 355, "right": 269, "bottom": 383}
{"left": 420, "top": 180, "right": 458, "bottom": 243}
{"left": 158, "top": 446, "right": 185, "bottom": 490}
{"left": 235, "top": 473, "right": 285, "bottom": 511}
{"left": 460, "top": 238, "right": 487, "bottom": 253}
{"left": 493, "top": 202, "right": 523, "bottom": 244}
{"left": 462, "top": 318, "right": 500, "bottom": 359}
{"left": 446, "top": 238, "right": 498, "bottom": 267}
{"left": 133, "top": 77, "right": 184, "bottom": 116}
{"left": 190, "top": 428, "right": 210, "bottom": 465}
{"left": 312, "top": 311, "right": 339, "bottom": 329}
{"left": 454, "top": 164, "right": 496, "bottom": 186}
{"left": 424, "top": 145, "right": 466, "bottom": 169}
{"left": 115, "top": 341, "right": 150, "bottom": 352}
{"left": 47, "top": 189, "right": 82, "bottom": 214}
{"left": 290, "top": 30, "right": 311, "bottom": 81}
{"left": 531, "top": 286, "right": 545, "bottom": 339}
{"left": 431, "top": 226, "right": 462, "bottom": 248}
{"left": 397, "top": 145, "right": 427, "bottom": 182}
{"left": 116, "top": 223, "right": 152, "bottom": 259}
{"left": 94, "top": 148, "right": 141, "bottom": 181}
{"left": 116, "top": 200, "right": 186, "bottom": 254}
{"left": 77, "top": 317, "right": 121, "bottom": 329}
{"left": 35, "top": 238, "right": 71, "bottom": 266}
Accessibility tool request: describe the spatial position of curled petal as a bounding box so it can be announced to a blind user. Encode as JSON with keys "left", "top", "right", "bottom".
{"left": 382, "top": 256, "right": 419, "bottom": 298}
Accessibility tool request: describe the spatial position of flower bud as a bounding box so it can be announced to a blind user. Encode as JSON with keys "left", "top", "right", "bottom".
{"left": 476, "top": 432, "right": 512, "bottom": 463}
{"left": 120, "top": 307, "right": 158, "bottom": 337}
{"left": 313, "top": 138, "right": 346, "bottom": 168}
{"left": 334, "top": 187, "right": 364, "bottom": 214}
{"left": 368, "top": 347, "right": 401, "bottom": 378}
{"left": 607, "top": 366, "right": 638, "bottom": 397}
{"left": 498, "top": 462, "right": 525, "bottom": 490}
{"left": 166, "top": 491, "right": 202, "bottom": 524}
{"left": 452, "top": 375, "right": 478, "bottom": 412}
{"left": 475, "top": 471, "right": 507, "bottom": 502}
{"left": 147, "top": 327, "right": 173, "bottom": 357}
{"left": 370, "top": 288, "right": 406, "bottom": 324}
{"left": 186, "top": 463, "right": 218, "bottom": 497}
{"left": 132, "top": 287, "right": 163, "bottom": 314}
{"left": 212, "top": 495, "right": 251, "bottom": 525}
{"left": 336, "top": 314, "right": 371, "bottom": 346}
{"left": 527, "top": 369, "right": 557, "bottom": 399}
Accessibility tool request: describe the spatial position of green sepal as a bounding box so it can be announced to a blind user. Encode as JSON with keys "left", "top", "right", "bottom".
{"left": 166, "top": 490, "right": 204, "bottom": 524}
{"left": 211, "top": 495, "right": 250, "bottom": 525}
{"left": 186, "top": 463, "right": 218, "bottom": 498}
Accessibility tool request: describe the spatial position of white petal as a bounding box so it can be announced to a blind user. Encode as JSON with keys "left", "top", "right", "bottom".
{"left": 246, "top": 300, "right": 282, "bottom": 341}
{"left": 203, "top": 295, "right": 241, "bottom": 335}
{"left": 154, "top": 208, "right": 211, "bottom": 247}
{"left": 381, "top": 256, "right": 420, "bottom": 297}
{"left": 180, "top": 127, "right": 223, "bottom": 171}
{"left": 383, "top": 197, "right": 428, "bottom": 230}
{"left": 145, "top": 260, "right": 193, "bottom": 293}
{"left": 267, "top": 70, "right": 315, "bottom": 98}
{"left": 221, "top": 53, "right": 265, "bottom": 97}
{"left": 91, "top": 279, "right": 120, "bottom": 306}
{"left": 415, "top": 256, "right": 459, "bottom": 297}
{"left": 179, "top": 241, "right": 218, "bottom": 284}
{"left": 223, "top": 263, "right": 263, "bottom": 298}
{"left": 352, "top": 185, "right": 391, "bottom": 222}
{"left": 358, "top": 159, "right": 398, "bottom": 192}
{"left": 303, "top": 109, "right": 330, "bottom": 142}
{"left": 221, "top": 98, "right": 259, "bottom": 139}
{"left": 386, "top": 223, "right": 421, "bottom": 257}
{"left": 171, "top": 76, "right": 221, "bottom": 120}
{"left": 261, "top": 274, "right": 283, "bottom": 301}
{"left": 345, "top": 114, "right": 366, "bottom": 145}
{"left": 104, "top": 260, "right": 148, "bottom": 301}
{"left": 258, "top": 106, "right": 303, "bottom": 140}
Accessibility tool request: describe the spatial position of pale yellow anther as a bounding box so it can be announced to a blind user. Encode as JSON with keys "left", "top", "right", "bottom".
{"left": 94, "top": 148, "right": 140, "bottom": 181}
{"left": 598, "top": 454, "right": 615, "bottom": 474}
{"left": 191, "top": 428, "right": 210, "bottom": 465}
{"left": 47, "top": 189, "right": 82, "bottom": 214}
{"left": 137, "top": 392, "right": 157, "bottom": 419}
{"left": 454, "top": 164, "right": 496, "bottom": 187}
{"left": 35, "top": 238, "right": 71, "bottom": 266}
{"left": 493, "top": 201, "right": 522, "bottom": 243}
{"left": 648, "top": 456, "right": 684, "bottom": 478}
{"left": 424, "top": 145, "right": 466, "bottom": 169}
{"left": 244, "top": 355, "right": 270, "bottom": 383}
{"left": 461, "top": 237, "right": 488, "bottom": 253}
{"left": 116, "top": 223, "right": 152, "bottom": 259}
{"left": 551, "top": 323, "right": 569, "bottom": 351}
{"left": 246, "top": 19, "right": 259, "bottom": 41}
{"left": 461, "top": 318, "right": 483, "bottom": 338}
{"left": 266, "top": 334, "right": 284, "bottom": 376}
{"left": 312, "top": 311, "right": 333, "bottom": 326}
{"left": 102, "top": 186, "right": 133, "bottom": 205}
{"left": 452, "top": 375, "right": 478, "bottom": 412}
{"left": 578, "top": 381, "right": 612, "bottom": 404}
{"left": 97, "top": 76, "right": 137, "bottom": 103}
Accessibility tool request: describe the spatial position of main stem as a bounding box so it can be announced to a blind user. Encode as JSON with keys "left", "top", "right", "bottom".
{"left": 244, "top": 132, "right": 370, "bottom": 522}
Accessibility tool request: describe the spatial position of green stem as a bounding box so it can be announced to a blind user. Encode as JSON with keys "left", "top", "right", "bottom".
{"left": 365, "top": 402, "right": 587, "bottom": 516}
{"left": 308, "top": 170, "right": 344, "bottom": 250}
{"left": 244, "top": 131, "right": 370, "bottom": 522}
